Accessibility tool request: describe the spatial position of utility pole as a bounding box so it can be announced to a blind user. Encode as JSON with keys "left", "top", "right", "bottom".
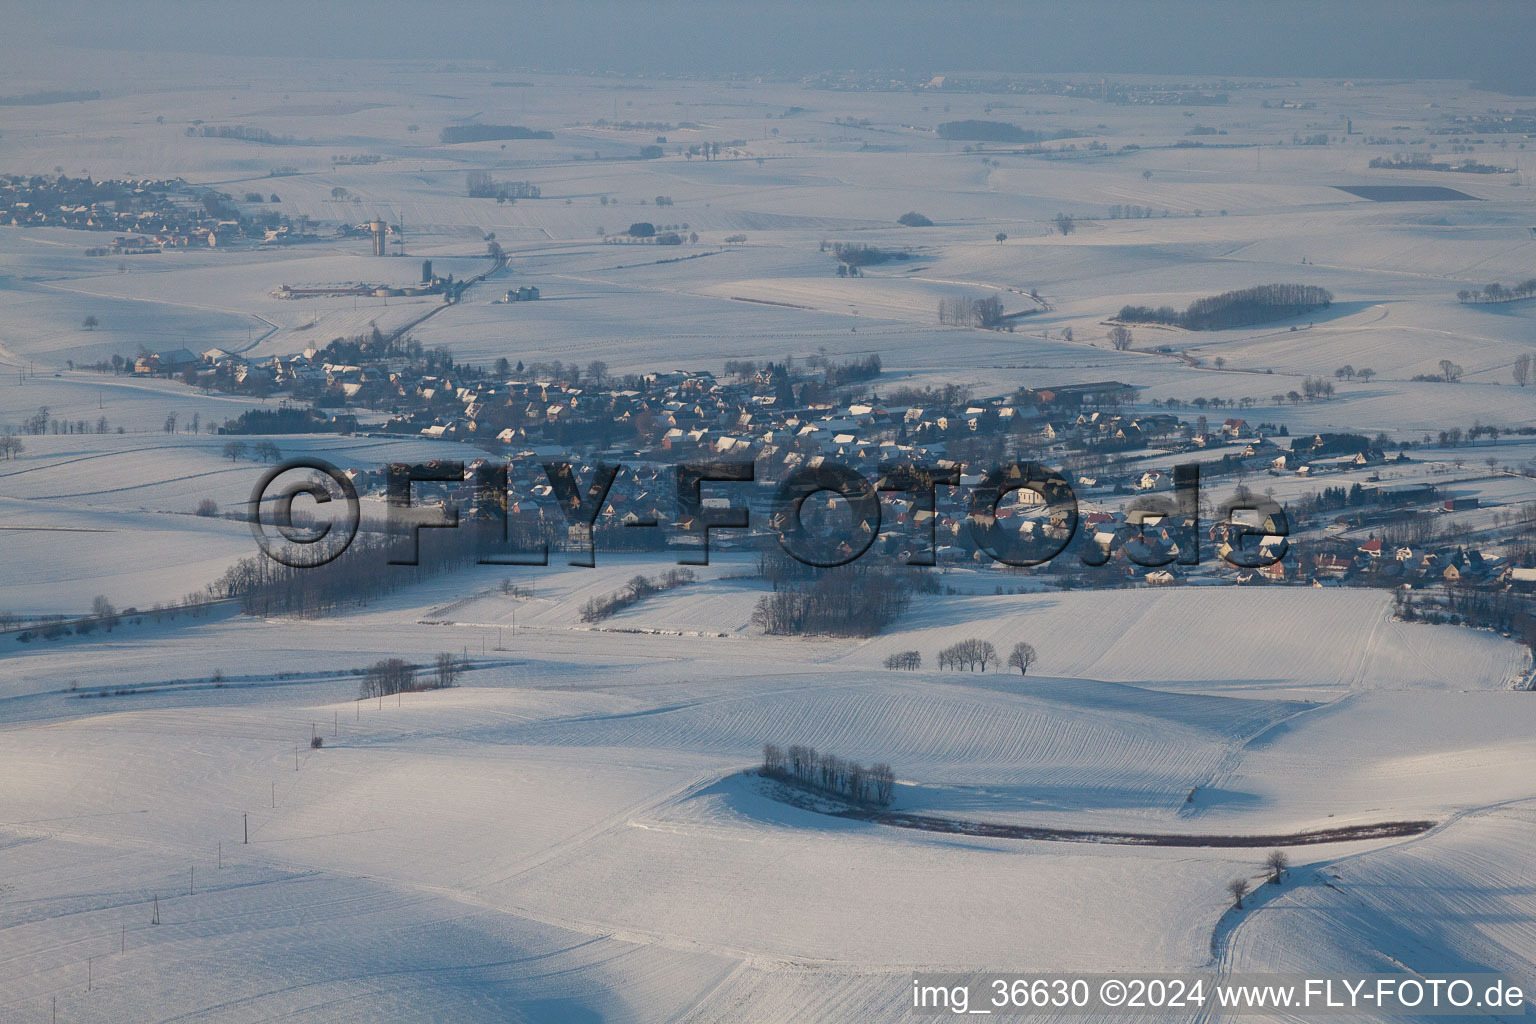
{"left": 334, "top": 711, "right": 337, "bottom": 737}
{"left": 151, "top": 894, "right": 159, "bottom": 925}
{"left": 295, "top": 744, "right": 299, "bottom": 771}
{"left": 120, "top": 924, "right": 124, "bottom": 953}
{"left": 271, "top": 782, "right": 275, "bottom": 808}
{"left": 243, "top": 812, "right": 248, "bottom": 844}
{"left": 189, "top": 867, "right": 194, "bottom": 895}
{"left": 218, "top": 842, "right": 222, "bottom": 869}
{"left": 88, "top": 956, "right": 92, "bottom": 991}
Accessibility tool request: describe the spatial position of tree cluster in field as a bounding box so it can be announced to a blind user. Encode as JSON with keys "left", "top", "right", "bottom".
{"left": 1118, "top": 284, "right": 1332, "bottom": 331}
{"left": 752, "top": 565, "right": 913, "bottom": 637}
{"left": 937, "top": 293, "right": 1005, "bottom": 328}
{"left": 1228, "top": 851, "right": 1291, "bottom": 909}
{"left": 883, "top": 650, "right": 923, "bottom": 670}
{"left": 1332, "top": 365, "right": 1377, "bottom": 383}
{"left": 465, "top": 171, "right": 541, "bottom": 200}
{"left": 896, "top": 212, "right": 933, "bottom": 227}
{"left": 823, "top": 353, "right": 882, "bottom": 387}
{"left": 358, "top": 652, "right": 465, "bottom": 699}
{"left": 761, "top": 743, "right": 895, "bottom": 806}
{"left": 1457, "top": 279, "right": 1536, "bottom": 304}
{"left": 580, "top": 568, "right": 696, "bottom": 623}
{"left": 1412, "top": 359, "right": 1464, "bottom": 384}
{"left": 826, "top": 242, "right": 908, "bottom": 267}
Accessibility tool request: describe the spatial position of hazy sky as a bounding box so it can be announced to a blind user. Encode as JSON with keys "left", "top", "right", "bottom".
{"left": 10, "top": 1, "right": 1536, "bottom": 91}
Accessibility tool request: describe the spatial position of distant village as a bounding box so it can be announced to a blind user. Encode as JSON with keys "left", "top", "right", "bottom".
{"left": 0, "top": 173, "right": 355, "bottom": 251}
{"left": 123, "top": 330, "right": 1536, "bottom": 637}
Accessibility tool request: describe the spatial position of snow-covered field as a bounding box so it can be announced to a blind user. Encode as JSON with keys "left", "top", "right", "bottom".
{"left": 2, "top": 51, "right": 1536, "bottom": 1023}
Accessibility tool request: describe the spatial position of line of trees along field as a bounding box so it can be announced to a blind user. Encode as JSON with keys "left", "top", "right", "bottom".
{"left": 1118, "top": 284, "right": 1332, "bottom": 331}
{"left": 1457, "top": 279, "right": 1536, "bottom": 304}
{"left": 358, "top": 653, "right": 464, "bottom": 699}
{"left": 762, "top": 743, "right": 895, "bottom": 806}
{"left": 580, "top": 568, "right": 695, "bottom": 622}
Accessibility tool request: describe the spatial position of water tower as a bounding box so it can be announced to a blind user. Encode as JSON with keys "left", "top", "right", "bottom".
{"left": 368, "top": 220, "right": 387, "bottom": 257}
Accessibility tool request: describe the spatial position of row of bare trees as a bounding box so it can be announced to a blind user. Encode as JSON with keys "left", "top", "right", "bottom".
{"left": 1456, "top": 279, "right": 1536, "bottom": 304}
{"left": 762, "top": 743, "right": 895, "bottom": 806}
{"left": 931, "top": 639, "right": 1038, "bottom": 675}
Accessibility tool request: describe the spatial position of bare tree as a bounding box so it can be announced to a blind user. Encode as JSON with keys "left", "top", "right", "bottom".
{"left": 1265, "top": 850, "right": 1289, "bottom": 885}
{"left": 1228, "top": 878, "right": 1250, "bottom": 909}
{"left": 1054, "top": 213, "right": 1075, "bottom": 235}
{"left": 91, "top": 595, "right": 119, "bottom": 630}
{"left": 1515, "top": 353, "right": 1532, "bottom": 388}
{"left": 1109, "top": 325, "right": 1133, "bottom": 351}
{"left": 871, "top": 763, "right": 895, "bottom": 804}
{"left": 434, "top": 651, "right": 463, "bottom": 689}
{"left": 1007, "top": 642, "right": 1038, "bottom": 676}
{"left": 222, "top": 440, "right": 248, "bottom": 461}
{"left": 762, "top": 743, "right": 785, "bottom": 774}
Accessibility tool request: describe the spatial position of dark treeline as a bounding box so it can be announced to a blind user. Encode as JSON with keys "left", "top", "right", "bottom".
{"left": 220, "top": 407, "right": 344, "bottom": 434}
{"left": 1119, "top": 284, "right": 1332, "bottom": 331}
{"left": 936, "top": 120, "right": 1069, "bottom": 143}
{"left": 214, "top": 522, "right": 549, "bottom": 617}
{"left": 216, "top": 536, "right": 472, "bottom": 617}
{"left": 186, "top": 125, "right": 295, "bottom": 145}
{"left": 440, "top": 125, "right": 554, "bottom": 144}
{"left": 824, "top": 353, "right": 882, "bottom": 387}
{"left": 762, "top": 743, "right": 895, "bottom": 807}
{"left": 751, "top": 563, "right": 915, "bottom": 636}
{"left": 0, "top": 89, "right": 101, "bottom": 106}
